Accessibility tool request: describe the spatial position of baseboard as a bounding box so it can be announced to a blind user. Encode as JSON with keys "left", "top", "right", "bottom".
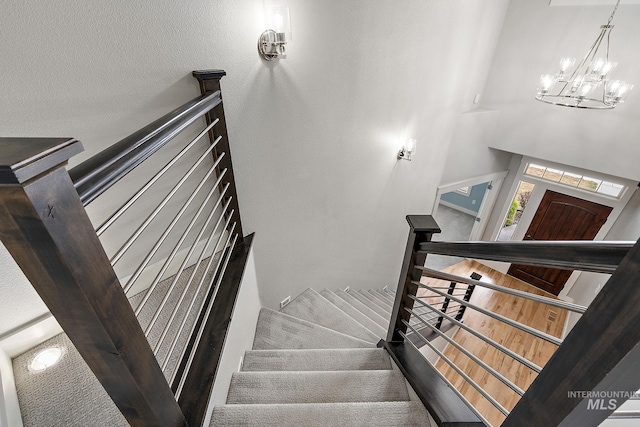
{"left": 0, "top": 313, "right": 62, "bottom": 359}
{"left": 438, "top": 200, "right": 479, "bottom": 217}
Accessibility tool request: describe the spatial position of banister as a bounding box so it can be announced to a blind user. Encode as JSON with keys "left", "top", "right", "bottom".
{"left": 419, "top": 240, "right": 633, "bottom": 274}
{"left": 69, "top": 90, "right": 222, "bottom": 206}
{"left": 0, "top": 138, "right": 185, "bottom": 426}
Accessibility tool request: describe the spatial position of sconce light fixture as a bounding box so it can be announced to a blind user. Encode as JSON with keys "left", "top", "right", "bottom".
{"left": 398, "top": 138, "right": 417, "bottom": 161}
{"left": 258, "top": 7, "right": 291, "bottom": 61}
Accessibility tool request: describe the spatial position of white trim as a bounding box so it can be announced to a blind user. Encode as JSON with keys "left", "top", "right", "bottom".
{"left": 438, "top": 200, "right": 478, "bottom": 217}
{"left": 433, "top": 171, "right": 509, "bottom": 217}
{"left": 0, "top": 347, "right": 24, "bottom": 427}
{"left": 434, "top": 171, "right": 509, "bottom": 241}
{"left": 0, "top": 313, "right": 62, "bottom": 359}
{"left": 489, "top": 156, "right": 637, "bottom": 300}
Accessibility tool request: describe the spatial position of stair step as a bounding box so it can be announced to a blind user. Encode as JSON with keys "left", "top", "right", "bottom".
{"left": 252, "top": 308, "right": 373, "bottom": 350}
{"left": 281, "top": 289, "right": 378, "bottom": 343}
{"left": 319, "top": 289, "right": 387, "bottom": 338}
{"left": 348, "top": 291, "right": 391, "bottom": 320}
{"left": 334, "top": 290, "right": 389, "bottom": 328}
{"left": 357, "top": 290, "right": 392, "bottom": 313}
{"left": 211, "top": 402, "right": 432, "bottom": 426}
{"left": 367, "top": 290, "right": 393, "bottom": 308}
{"left": 226, "top": 370, "right": 409, "bottom": 404}
{"left": 371, "top": 289, "right": 395, "bottom": 305}
{"left": 241, "top": 348, "right": 392, "bottom": 372}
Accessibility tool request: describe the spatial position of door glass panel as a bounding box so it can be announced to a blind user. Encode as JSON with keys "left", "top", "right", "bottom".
{"left": 496, "top": 181, "right": 535, "bottom": 241}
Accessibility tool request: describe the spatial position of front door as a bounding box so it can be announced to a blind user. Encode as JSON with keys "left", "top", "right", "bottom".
{"left": 507, "top": 190, "right": 613, "bottom": 295}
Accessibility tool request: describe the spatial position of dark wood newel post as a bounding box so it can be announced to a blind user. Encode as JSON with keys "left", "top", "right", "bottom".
{"left": 192, "top": 70, "right": 244, "bottom": 240}
{"left": 387, "top": 215, "right": 441, "bottom": 342}
{"left": 0, "top": 138, "right": 186, "bottom": 427}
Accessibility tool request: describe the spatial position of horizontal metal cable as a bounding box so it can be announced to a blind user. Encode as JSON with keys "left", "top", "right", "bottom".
{"left": 96, "top": 118, "right": 219, "bottom": 237}
{"left": 398, "top": 331, "right": 492, "bottom": 426}
{"left": 608, "top": 410, "right": 640, "bottom": 419}
{"left": 175, "top": 230, "right": 238, "bottom": 398}
{"left": 401, "top": 323, "right": 510, "bottom": 417}
{"left": 418, "top": 267, "right": 587, "bottom": 314}
{"left": 410, "top": 295, "right": 542, "bottom": 373}
{"left": 161, "top": 209, "right": 233, "bottom": 372}
{"left": 414, "top": 281, "right": 563, "bottom": 346}
{"left": 122, "top": 173, "right": 228, "bottom": 294}
{"left": 406, "top": 308, "right": 525, "bottom": 397}
{"left": 136, "top": 184, "right": 227, "bottom": 320}
{"left": 146, "top": 188, "right": 227, "bottom": 340}
{"left": 110, "top": 137, "right": 223, "bottom": 266}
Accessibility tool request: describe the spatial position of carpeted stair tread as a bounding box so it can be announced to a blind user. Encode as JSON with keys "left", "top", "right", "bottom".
{"left": 281, "top": 288, "right": 378, "bottom": 343}
{"left": 356, "top": 290, "right": 392, "bottom": 313}
{"left": 226, "top": 370, "right": 410, "bottom": 404}
{"left": 252, "top": 308, "right": 373, "bottom": 350}
{"left": 334, "top": 290, "right": 389, "bottom": 328}
{"left": 211, "top": 402, "right": 432, "bottom": 426}
{"left": 371, "top": 289, "right": 395, "bottom": 305}
{"left": 348, "top": 291, "right": 391, "bottom": 320}
{"left": 241, "top": 349, "right": 392, "bottom": 372}
{"left": 367, "top": 290, "right": 393, "bottom": 309}
{"left": 319, "top": 289, "right": 387, "bottom": 338}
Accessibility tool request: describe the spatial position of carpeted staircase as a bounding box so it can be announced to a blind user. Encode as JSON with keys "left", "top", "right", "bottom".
{"left": 211, "top": 287, "right": 433, "bottom": 426}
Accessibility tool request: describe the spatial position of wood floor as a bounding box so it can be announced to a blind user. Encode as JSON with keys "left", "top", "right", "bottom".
{"left": 416, "top": 260, "right": 568, "bottom": 426}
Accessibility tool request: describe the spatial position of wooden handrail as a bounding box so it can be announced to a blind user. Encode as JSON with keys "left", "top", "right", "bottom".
{"left": 504, "top": 238, "right": 640, "bottom": 426}
{"left": 0, "top": 69, "right": 247, "bottom": 426}
{"left": 69, "top": 90, "right": 222, "bottom": 206}
{"left": 419, "top": 240, "right": 633, "bottom": 274}
{"left": 386, "top": 215, "right": 639, "bottom": 425}
{"left": 0, "top": 138, "right": 185, "bottom": 426}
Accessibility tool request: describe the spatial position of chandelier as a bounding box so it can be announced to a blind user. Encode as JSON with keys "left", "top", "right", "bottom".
{"left": 536, "top": 0, "right": 633, "bottom": 109}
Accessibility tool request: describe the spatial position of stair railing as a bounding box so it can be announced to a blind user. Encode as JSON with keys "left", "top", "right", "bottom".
{"left": 383, "top": 214, "right": 639, "bottom": 426}
{"left": 0, "top": 69, "right": 252, "bottom": 426}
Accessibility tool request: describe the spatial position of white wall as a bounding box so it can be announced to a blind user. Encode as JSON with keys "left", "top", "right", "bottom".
{"left": 440, "top": 109, "right": 512, "bottom": 186}
{"left": 0, "top": 0, "right": 512, "bottom": 322}
{"left": 480, "top": 0, "right": 640, "bottom": 181}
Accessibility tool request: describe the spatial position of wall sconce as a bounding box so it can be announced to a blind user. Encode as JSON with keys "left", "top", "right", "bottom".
{"left": 398, "top": 138, "right": 417, "bottom": 161}
{"left": 258, "top": 7, "right": 291, "bottom": 61}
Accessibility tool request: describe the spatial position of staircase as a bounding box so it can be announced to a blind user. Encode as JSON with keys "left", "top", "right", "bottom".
{"left": 211, "top": 288, "right": 433, "bottom": 426}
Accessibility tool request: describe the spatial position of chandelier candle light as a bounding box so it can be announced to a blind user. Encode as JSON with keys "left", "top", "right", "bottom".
{"left": 536, "top": 0, "right": 633, "bottom": 109}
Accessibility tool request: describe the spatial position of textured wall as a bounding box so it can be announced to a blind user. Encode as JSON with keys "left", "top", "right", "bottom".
{"left": 0, "top": 0, "right": 511, "bottom": 320}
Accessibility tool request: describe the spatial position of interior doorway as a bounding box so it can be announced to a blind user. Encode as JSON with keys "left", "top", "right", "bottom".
{"left": 428, "top": 172, "right": 507, "bottom": 270}
{"left": 507, "top": 190, "right": 613, "bottom": 295}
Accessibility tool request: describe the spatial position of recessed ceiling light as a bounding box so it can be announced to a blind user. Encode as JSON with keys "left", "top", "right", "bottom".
{"left": 29, "top": 347, "right": 64, "bottom": 372}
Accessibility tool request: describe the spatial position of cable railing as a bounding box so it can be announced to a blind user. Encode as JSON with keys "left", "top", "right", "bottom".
{"left": 382, "top": 214, "right": 640, "bottom": 426}
{"left": 0, "top": 69, "right": 251, "bottom": 427}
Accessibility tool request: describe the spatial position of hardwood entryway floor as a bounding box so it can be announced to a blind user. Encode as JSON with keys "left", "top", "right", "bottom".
{"left": 417, "top": 259, "right": 569, "bottom": 426}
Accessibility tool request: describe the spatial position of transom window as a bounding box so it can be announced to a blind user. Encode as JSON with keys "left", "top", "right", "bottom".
{"left": 524, "top": 164, "right": 626, "bottom": 198}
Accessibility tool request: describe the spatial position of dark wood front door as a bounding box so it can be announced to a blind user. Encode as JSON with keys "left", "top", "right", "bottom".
{"left": 507, "top": 190, "right": 613, "bottom": 295}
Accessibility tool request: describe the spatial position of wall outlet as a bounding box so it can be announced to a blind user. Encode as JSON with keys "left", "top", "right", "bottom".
{"left": 280, "top": 296, "right": 291, "bottom": 309}
{"left": 343, "top": 286, "right": 350, "bottom": 292}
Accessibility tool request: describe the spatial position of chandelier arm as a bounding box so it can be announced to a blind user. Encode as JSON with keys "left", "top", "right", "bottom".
{"left": 607, "top": 0, "right": 621, "bottom": 26}
{"left": 583, "top": 28, "right": 608, "bottom": 76}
